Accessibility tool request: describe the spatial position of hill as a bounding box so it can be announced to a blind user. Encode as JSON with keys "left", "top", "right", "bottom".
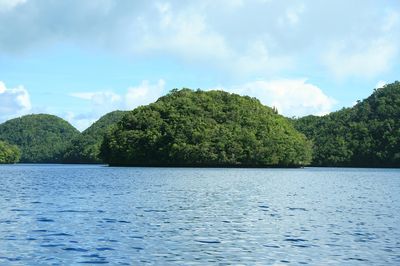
{"left": 294, "top": 81, "right": 400, "bottom": 167}
{"left": 100, "top": 89, "right": 312, "bottom": 167}
{"left": 0, "top": 114, "right": 79, "bottom": 163}
{"left": 63, "top": 110, "right": 127, "bottom": 163}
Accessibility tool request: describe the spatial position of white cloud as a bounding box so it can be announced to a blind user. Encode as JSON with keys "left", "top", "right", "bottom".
{"left": 68, "top": 79, "right": 166, "bottom": 130}
{"left": 68, "top": 91, "right": 121, "bottom": 131}
{"left": 234, "top": 41, "right": 292, "bottom": 76}
{"left": 0, "top": 0, "right": 26, "bottom": 12}
{"left": 70, "top": 79, "right": 166, "bottom": 111}
{"left": 125, "top": 79, "right": 165, "bottom": 109}
{"left": 70, "top": 91, "right": 121, "bottom": 106}
{"left": 134, "top": 2, "right": 293, "bottom": 76}
{"left": 217, "top": 79, "right": 336, "bottom": 117}
{"left": 375, "top": 80, "right": 387, "bottom": 89}
{"left": 324, "top": 38, "right": 397, "bottom": 79}
{"left": 279, "top": 3, "right": 305, "bottom": 26}
{"left": 136, "top": 4, "right": 231, "bottom": 62}
{"left": 0, "top": 81, "right": 31, "bottom": 120}
{"left": 63, "top": 112, "right": 97, "bottom": 132}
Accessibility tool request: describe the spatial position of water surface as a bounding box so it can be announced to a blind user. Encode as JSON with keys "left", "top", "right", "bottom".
{"left": 0, "top": 165, "right": 399, "bottom": 265}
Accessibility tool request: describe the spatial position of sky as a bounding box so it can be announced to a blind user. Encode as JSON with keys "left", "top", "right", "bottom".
{"left": 0, "top": 0, "right": 399, "bottom": 131}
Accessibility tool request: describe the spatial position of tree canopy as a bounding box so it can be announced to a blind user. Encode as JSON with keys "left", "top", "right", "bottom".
{"left": 0, "top": 114, "right": 80, "bottom": 163}
{"left": 100, "top": 89, "right": 312, "bottom": 167}
{"left": 63, "top": 110, "right": 127, "bottom": 163}
{"left": 0, "top": 141, "right": 21, "bottom": 164}
{"left": 294, "top": 81, "right": 400, "bottom": 167}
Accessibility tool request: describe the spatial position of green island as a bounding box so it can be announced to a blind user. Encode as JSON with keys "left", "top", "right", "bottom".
{"left": 100, "top": 89, "right": 312, "bottom": 167}
{"left": 0, "top": 114, "right": 79, "bottom": 163}
{"left": 0, "top": 81, "right": 399, "bottom": 167}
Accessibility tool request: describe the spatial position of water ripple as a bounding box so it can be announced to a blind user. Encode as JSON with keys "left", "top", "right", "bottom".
{"left": 0, "top": 165, "right": 399, "bottom": 265}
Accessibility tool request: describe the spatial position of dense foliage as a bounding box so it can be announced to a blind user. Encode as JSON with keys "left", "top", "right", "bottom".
{"left": 0, "top": 114, "right": 79, "bottom": 163}
{"left": 101, "top": 89, "right": 312, "bottom": 167}
{"left": 0, "top": 141, "right": 21, "bottom": 164}
{"left": 294, "top": 81, "right": 400, "bottom": 167}
{"left": 63, "top": 111, "right": 127, "bottom": 163}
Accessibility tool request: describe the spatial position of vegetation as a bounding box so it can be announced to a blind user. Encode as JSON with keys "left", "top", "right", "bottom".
{"left": 0, "top": 141, "right": 21, "bottom": 164}
{"left": 63, "top": 111, "right": 127, "bottom": 163}
{"left": 100, "top": 89, "right": 313, "bottom": 167}
{"left": 1, "top": 82, "right": 398, "bottom": 167}
{"left": 0, "top": 114, "right": 79, "bottom": 163}
{"left": 294, "top": 81, "right": 400, "bottom": 167}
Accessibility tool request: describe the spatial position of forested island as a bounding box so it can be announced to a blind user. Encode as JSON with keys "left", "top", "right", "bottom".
{"left": 100, "top": 89, "right": 312, "bottom": 167}
{"left": 0, "top": 81, "right": 399, "bottom": 167}
{"left": 0, "top": 114, "right": 79, "bottom": 163}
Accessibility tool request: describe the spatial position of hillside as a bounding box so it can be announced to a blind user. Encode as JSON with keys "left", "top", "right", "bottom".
{"left": 0, "top": 114, "right": 79, "bottom": 163}
{"left": 63, "top": 110, "right": 127, "bottom": 163}
{"left": 100, "top": 89, "right": 312, "bottom": 167}
{"left": 294, "top": 81, "right": 400, "bottom": 167}
{"left": 0, "top": 140, "right": 21, "bottom": 164}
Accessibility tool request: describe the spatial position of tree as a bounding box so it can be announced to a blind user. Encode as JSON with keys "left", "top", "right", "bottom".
{"left": 0, "top": 141, "right": 21, "bottom": 164}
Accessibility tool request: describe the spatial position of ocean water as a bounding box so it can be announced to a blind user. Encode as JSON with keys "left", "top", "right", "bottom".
{"left": 0, "top": 165, "right": 399, "bottom": 265}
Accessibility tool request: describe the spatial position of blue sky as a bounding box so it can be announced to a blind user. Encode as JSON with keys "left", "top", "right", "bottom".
{"left": 0, "top": 0, "right": 399, "bottom": 130}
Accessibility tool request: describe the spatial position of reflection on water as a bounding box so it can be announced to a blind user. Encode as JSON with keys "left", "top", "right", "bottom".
{"left": 0, "top": 165, "right": 399, "bottom": 265}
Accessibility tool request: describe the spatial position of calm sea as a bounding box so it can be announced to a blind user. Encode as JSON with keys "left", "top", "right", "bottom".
{"left": 0, "top": 165, "right": 399, "bottom": 265}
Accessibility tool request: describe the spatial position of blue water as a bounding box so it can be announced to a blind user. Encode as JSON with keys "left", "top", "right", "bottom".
{"left": 0, "top": 165, "right": 399, "bottom": 265}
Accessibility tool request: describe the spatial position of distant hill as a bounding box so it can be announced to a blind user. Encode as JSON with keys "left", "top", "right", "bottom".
{"left": 294, "top": 81, "right": 400, "bottom": 167}
{"left": 0, "top": 114, "right": 80, "bottom": 163}
{"left": 100, "top": 89, "right": 312, "bottom": 167}
{"left": 63, "top": 110, "right": 127, "bottom": 163}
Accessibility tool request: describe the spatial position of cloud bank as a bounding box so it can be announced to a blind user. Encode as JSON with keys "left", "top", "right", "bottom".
{"left": 0, "top": 0, "right": 398, "bottom": 79}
